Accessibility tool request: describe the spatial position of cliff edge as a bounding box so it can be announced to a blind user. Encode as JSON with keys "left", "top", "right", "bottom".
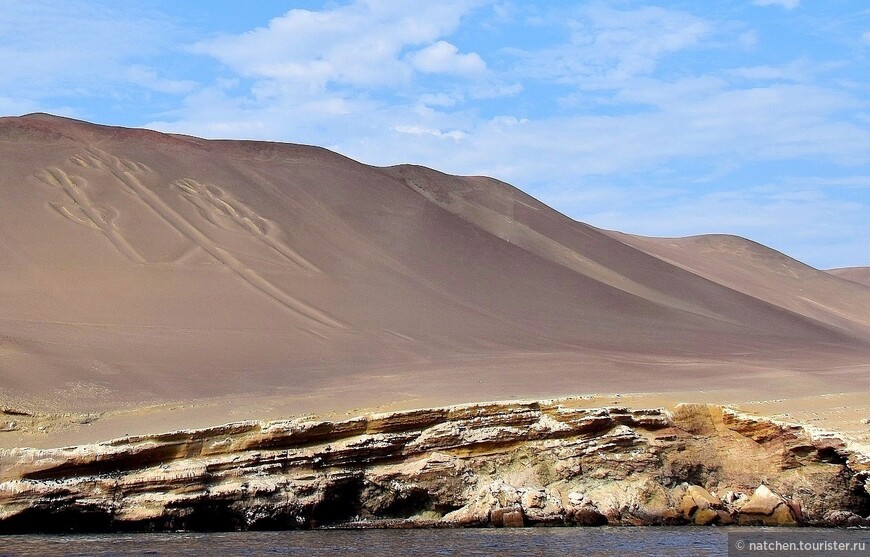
{"left": 1, "top": 398, "right": 868, "bottom": 532}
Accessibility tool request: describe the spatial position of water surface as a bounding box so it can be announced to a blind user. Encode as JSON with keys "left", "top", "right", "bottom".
{"left": 0, "top": 527, "right": 729, "bottom": 556}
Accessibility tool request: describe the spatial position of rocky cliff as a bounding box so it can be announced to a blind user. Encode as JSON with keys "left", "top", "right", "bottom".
{"left": 1, "top": 399, "right": 868, "bottom": 532}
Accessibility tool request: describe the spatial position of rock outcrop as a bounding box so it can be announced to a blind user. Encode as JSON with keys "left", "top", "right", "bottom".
{"left": 0, "top": 399, "right": 868, "bottom": 532}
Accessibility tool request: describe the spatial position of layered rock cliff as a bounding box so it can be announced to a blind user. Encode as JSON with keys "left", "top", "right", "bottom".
{"left": 1, "top": 399, "right": 868, "bottom": 532}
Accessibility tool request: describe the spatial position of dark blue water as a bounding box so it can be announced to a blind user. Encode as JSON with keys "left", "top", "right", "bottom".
{"left": 0, "top": 527, "right": 729, "bottom": 556}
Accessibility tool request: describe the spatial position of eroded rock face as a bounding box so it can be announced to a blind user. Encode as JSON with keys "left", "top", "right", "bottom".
{"left": 0, "top": 400, "right": 867, "bottom": 532}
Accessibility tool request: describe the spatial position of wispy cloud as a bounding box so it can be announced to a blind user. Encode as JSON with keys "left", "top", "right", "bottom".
{"left": 126, "top": 66, "right": 198, "bottom": 95}
{"left": 409, "top": 41, "right": 487, "bottom": 75}
{"left": 191, "top": 1, "right": 489, "bottom": 89}
{"left": 154, "top": 0, "right": 509, "bottom": 142}
{"left": 508, "top": 5, "right": 711, "bottom": 88}
{"left": 752, "top": 0, "right": 800, "bottom": 10}
{"left": 0, "top": 0, "right": 191, "bottom": 119}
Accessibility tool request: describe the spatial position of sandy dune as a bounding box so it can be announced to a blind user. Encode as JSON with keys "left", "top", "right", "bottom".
{"left": 828, "top": 266, "right": 870, "bottom": 288}
{"left": 1, "top": 113, "right": 868, "bottom": 446}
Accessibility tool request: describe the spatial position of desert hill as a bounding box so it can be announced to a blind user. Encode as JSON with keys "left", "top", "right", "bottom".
{"left": 828, "top": 266, "right": 870, "bottom": 288}
{"left": 1, "top": 113, "right": 868, "bottom": 428}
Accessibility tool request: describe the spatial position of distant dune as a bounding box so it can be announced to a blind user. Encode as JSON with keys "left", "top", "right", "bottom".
{"left": 1, "top": 114, "right": 868, "bottom": 443}
{"left": 827, "top": 266, "right": 870, "bottom": 288}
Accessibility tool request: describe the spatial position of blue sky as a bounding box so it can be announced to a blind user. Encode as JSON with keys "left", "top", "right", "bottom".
{"left": 1, "top": 1, "right": 868, "bottom": 268}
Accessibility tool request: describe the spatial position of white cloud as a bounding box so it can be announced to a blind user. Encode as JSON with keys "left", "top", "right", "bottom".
{"left": 0, "top": 1, "right": 174, "bottom": 99}
{"left": 492, "top": 2, "right": 520, "bottom": 22}
{"left": 395, "top": 125, "right": 467, "bottom": 140}
{"left": 469, "top": 82, "right": 524, "bottom": 99}
{"left": 409, "top": 41, "right": 486, "bottom": 74}
{"left": 727, "top": 59, "right": 814, "bottom": 82}
{"left": 511, "top": 5, "right": 711, "bottom": 88}
{"left": 0, "top": 96, "right": 38, "bottom": 115}
{"left": 126, "top": 66, "right": 197, "bottom": 94}
{"left": 153, "top": 0, "right": 520, "bottom": 144}
{"left": 419, "top": 93, "right": 462, "bottom": 107}
{"left": 738, "top": 30, "right": 759, "bottom": 49}
{"left": 753, "top": 0, "right": 800, "bottom": 9}
{"left": 192, "top": 1, "right": 487, "bottom": 90}
{"left": 862, "top": 31, "right": 870, "bottom": 45}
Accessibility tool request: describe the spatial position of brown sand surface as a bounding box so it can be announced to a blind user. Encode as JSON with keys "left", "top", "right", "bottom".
{"left": 827, "top": 266, "right": 870, "bottom": 288}
{"left": 1, "top": 113, "right": 868, "bottom": 449}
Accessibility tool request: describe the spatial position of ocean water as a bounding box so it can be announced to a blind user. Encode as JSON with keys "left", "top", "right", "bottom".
{"left": 2, "top": 527, "right": 868, "bottom": 556}
{"left": 0, "top": 527, "right": 729, "bottom": 557}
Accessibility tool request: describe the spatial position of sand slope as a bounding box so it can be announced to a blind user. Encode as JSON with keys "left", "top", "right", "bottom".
{"left": 827, "top": 267, "right": 870, "bottom": 288}
{"left": 0, "top": 114, "right": 868, "bottom": 426}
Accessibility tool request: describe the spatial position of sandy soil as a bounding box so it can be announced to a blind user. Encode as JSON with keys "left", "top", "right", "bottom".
{"left": 4, "top": 385, "right": 869, "bottom": 452}
{"left": 0, "top": 113, "right": 868, "bottom": 450}
{"left": 828, "top": 266, "right": 870, "bottom": 288}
